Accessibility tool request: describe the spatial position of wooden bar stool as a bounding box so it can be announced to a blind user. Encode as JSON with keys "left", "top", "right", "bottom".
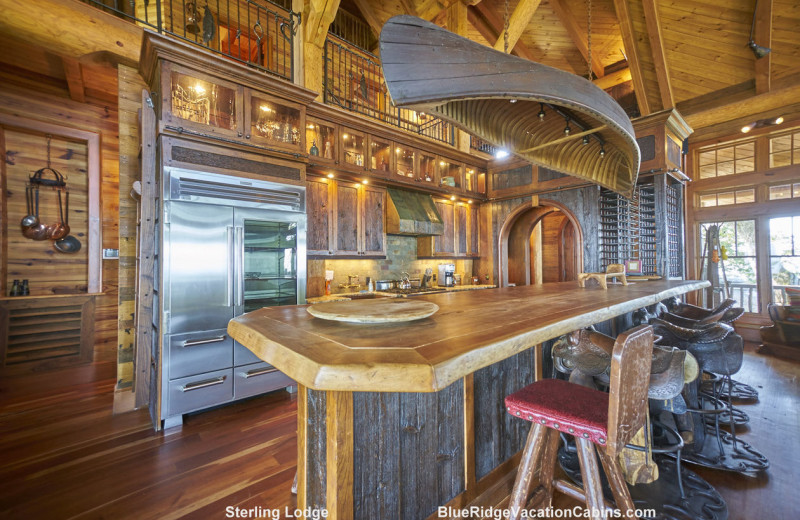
{"left": 505, "top": 325, "right": 654, "bottom": 520}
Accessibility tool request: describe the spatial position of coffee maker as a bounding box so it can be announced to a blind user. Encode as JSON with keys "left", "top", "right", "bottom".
{"left": 438, "top": 263, "right": 455, "bottom": 287}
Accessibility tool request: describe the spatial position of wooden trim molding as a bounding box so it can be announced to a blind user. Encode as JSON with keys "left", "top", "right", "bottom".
{"left": 0, "top": 113, "right": 103, "bottom": 293}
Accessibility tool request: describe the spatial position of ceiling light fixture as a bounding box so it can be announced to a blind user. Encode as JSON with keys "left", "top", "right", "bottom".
{"left": 741, "top": 115, "right": 785, "bottom": 133}
{"left": 538, "top": 104, "right": 546, "bottom": 121}
{"left": 495, "top": 149, "right": 510, "bottom": 159}
{"left": 747, "top": 0, "right": 771, "bottom": 59}
{"left": 564, "top": 118, "right": 571, "bottom": 136}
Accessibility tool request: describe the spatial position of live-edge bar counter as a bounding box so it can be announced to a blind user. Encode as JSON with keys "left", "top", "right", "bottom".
{"left": 228, "top": 280, "right": 709, "bottom": 520}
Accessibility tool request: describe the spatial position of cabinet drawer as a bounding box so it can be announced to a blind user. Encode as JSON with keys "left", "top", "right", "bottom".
{"left": 234, "top": 340, "right": 263, "bottom": 366}
{"left": 234, "top": 362, "right": 294, "bottom": 400}
{"left": 168, "top": 329, "right": 233, "bottom": 379}
{"left": 168, "top": 368, "right": 233, "bottom": 416}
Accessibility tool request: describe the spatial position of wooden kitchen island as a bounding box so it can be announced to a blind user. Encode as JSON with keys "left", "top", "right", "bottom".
{"left": 228, "top": 280, "right": 708, "bottom": 520}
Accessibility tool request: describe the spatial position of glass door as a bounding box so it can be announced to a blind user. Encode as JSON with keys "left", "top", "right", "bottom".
{"left": 241, "top": 220, "right": 298, "bottom": 313}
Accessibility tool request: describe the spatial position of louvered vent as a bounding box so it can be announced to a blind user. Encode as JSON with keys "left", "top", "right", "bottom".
{"left": 169, "top": 169, "right": 305, "bottom": 212}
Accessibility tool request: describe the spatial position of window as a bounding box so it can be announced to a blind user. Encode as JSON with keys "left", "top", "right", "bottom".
{"left": 700, "top": 221, "right": 759, "bottom": 312}
{"left": 768, "top": 183, "right": 800, "bottom": 200}
{"left": 698, "top": 188, "right": 755, "bottom": 207}
{"left": 697, "top": 141, "right": 755, "bottom": 179}
{"left": 769, "top": 130, "right": 800, "bottom": 168}
{"left": 769, "top": 216, "right": 800, "bottom": 305}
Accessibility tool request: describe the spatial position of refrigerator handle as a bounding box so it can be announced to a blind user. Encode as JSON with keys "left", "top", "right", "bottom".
{"left": 226, "top": 226, "right": 234, "bottom": 307}
{"left": 236, "top": 226, "right": 245, "bottom": 307}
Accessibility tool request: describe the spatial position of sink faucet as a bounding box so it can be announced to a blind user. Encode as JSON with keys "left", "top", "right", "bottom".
{"left": 338, "top": 274, "right": 361, "bottom": 290}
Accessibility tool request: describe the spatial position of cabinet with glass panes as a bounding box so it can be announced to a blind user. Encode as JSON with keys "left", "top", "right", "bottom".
{"left": 465, "top": 167, "right": 486, "bottom": 194}
{"left": 306, "top": 120, "right": 337, "bottom": 162}
{"left": 342, "top": 128, "right": 366, "bottom": 169}
{"left": 368, "top": 136, "right": 391, "bottom": 175}
{"left": 419, "top": 153, "right": 437, "bottom": 185}
{"left": 165, "top": 65, "right": 241, "bottom": 138}
{"left": 245, "top": 91, "right": 304, "bottom": 151}
{"left": 395, "top": 144, "right": 416, "bottom": 181}
{"left": 439, "top": 160, "right": 463, "bottom": 190}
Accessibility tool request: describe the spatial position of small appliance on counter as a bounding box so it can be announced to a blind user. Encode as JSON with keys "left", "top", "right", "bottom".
{"left": 438, "top": 263, "right": 455, "bottom": 287}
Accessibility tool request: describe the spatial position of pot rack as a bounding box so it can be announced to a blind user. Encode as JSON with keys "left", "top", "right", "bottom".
{"left": 379, "top": 16, "right": 641, "bottom": 198}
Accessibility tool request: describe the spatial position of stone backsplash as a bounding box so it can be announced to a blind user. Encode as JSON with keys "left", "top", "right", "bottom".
{"left": 307, "top": 235, "right": 476, "bottom": 296}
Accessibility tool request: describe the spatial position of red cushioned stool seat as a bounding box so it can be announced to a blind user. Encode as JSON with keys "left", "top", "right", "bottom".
{"left": 505, "top": 378, "right": 610, "bottom": 446}
{"left": 502, "top": 325, "right": 654, "bottom": 520}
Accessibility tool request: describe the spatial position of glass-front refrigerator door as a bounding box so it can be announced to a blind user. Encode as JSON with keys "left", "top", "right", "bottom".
{"left": 233, "top": 208, "right": 307, "bottom": 317}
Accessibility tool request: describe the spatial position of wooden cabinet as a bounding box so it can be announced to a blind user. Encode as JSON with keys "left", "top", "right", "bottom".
{"left": 306, "top": 119, "right": 337, "bottom": 162}
{"left": 368, "top": 136, "right": 392, "bottom": 175}
{"left": 244, "top": 90, "right": 304, "bottom": 151}
{"left": 307, "top": 177, "right": 386, "bottom": 257}
{"left": 159, "top": 62, "right": 305, "bottom": 152}
{"left": 418, "top": 200, "right": 479, "bottom": 258}
{"left": 341, "top": 128, "right": 367, "bottom": 170}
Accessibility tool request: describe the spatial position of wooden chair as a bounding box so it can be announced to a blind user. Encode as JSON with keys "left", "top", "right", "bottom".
{"left": 578, "top": 263, "right": 628, "bottom": 290}
{"left": 504, "top": 325, "right": 654, "bottom": 520}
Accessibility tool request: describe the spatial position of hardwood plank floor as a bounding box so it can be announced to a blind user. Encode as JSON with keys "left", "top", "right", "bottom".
{"left": 0, "top": 344, "right": 797, "bottom": 519}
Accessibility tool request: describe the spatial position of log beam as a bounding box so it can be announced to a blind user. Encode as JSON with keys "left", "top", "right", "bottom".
{"left": 754, "top": 0, "right": 773, "bottom": 94}
{"left": 471, "top": 3, "right": 540, "bottom": 64}
{"left": 303, "top": 0, "right": 342, "bottom": 99}
{"left": 642, "top": 0, "right": 673, "bottom": 109}
{"left": 613, "top": 0, "right": 651, "bottom": 115}
{"left": 549, "top": 0, "right": 604, "bottom": 79}
{"left": 493, "top": 0, "right": 542, "bottom": 53}
{"left": 0, "top": 0, "right": 142, "bottom": 66}
{"left": 593, "top": 67, "right": 632, "bottom": 90}
{"left": 62, "top": 57, "right": 86, "bottom": 103}
{"left": 682, "top": 83, "right": 800, "bottom": 130}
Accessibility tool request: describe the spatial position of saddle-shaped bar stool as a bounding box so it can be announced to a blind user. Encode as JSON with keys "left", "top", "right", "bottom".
{"left": 505, "top": 325, "right": 654, "bottom": 520}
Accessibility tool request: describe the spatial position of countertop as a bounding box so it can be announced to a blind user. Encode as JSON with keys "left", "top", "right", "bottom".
{"left": 228, "top": 280, "right": 709, "bottom": 393}
{"left": 306, "top": 284, "right": 497, "bottom": 304}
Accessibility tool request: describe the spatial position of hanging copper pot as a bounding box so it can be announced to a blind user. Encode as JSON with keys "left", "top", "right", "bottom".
{"left": 47, "top": 190, "right": 70, "bottom": 240}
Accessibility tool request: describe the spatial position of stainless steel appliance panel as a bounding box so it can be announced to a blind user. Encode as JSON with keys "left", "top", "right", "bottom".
{"left": 234, "top": 341, "right": 262, "bottom": 366}
{"left": 168, "top": 368, "right": 233, "bottom": 416}
{"left": 234, "top": 362, "right": 295, "bottom": 400}
{"left": 168, "top": 329, "right": 233, "bottom": 379}
{"left": 166, "top": 201, "right": 234, "bottom": 333}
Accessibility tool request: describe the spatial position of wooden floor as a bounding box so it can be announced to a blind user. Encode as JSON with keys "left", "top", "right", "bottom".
{"left": 0, "top": 344, "right": 797, "bottom": 519}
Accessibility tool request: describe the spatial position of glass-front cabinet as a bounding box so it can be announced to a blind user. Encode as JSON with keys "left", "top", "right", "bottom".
{"left": 419, "top": 153, "right": 437, "bottom": 185}
{"left": 167, "top": 67, "right": 240, "bottom": 137}
{"left": 342, "top": 128, "right": 366, "bottom": 168}
{"left": 306, "top": 120, "right": 337, "bottom": 161}
{"left": 440, "top": 160, "right": 463, "bottom": 190}
{"left": 242, "top": 220, "right": 298, "bottom": 312}
{"left": 466, "top": 167, "right": 487, "bottom": 194}
{"left": 396, "top": 144, "right": 416, "bottom": 180}
{"left": 246, "top": 92, "right": 303, "bottom": 150}
{"left": 369, "top": 136, "right": 391, "bottom": 175}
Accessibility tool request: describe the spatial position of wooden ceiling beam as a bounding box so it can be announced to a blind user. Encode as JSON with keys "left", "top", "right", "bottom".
{"left": 471, "top": 3, "right": 538, "bottom": 62}
{"left": 754, "top": 0, "right": 772, "bottom": 94}
{"left": 398, "top": 0, "right": 419, "bottom": 17}
{"left": 493, "top": 0, "right": 542, "bottom": 53}
{"left": 682, "top": 83, "right": 800, "bottom": 130}
{"left": 593, "top": 67, "right": 632, "bottom": 90}
{"left": 642, "top": 0, "right": 673, "bottom": 109}
{"left": 62, "top": 57, "right": 86, "bottom": 103}
{"left": 0, "top": 0, "right": 141, "bottom": 67}
{"left": 612, "top": 0, "right": 651, "bottom": 116}
{"left": 549, "top": 0, "right": 604, "bottom": 79}
{"left": 447, "top": 0, "right": 467, "bottom": 36}
{"left": 419, "top": 0, "right": 460, "bottom": 22}
{"left": 304, "top": 0, "right": 343, "bottom": 46}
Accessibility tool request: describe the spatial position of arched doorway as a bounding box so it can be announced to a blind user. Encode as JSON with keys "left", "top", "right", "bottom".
{"left": 498, "top": 200, "right": 583, "bottom": 287}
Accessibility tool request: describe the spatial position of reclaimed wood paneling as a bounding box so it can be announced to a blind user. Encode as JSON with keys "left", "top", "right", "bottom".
{"left": 307, "top": 177, "right": 332, "bottom": 254}
{"left": 474, "top": 348, "right": 535, "bottom": 480}
{"left": 335, "top": 182, "right": 359, "bottom": 254}
{"left": 306, "top": 388, "right": 327, "bottom": 511}
{"left": 0, "top": 81, "right": 119, "bottom": 368}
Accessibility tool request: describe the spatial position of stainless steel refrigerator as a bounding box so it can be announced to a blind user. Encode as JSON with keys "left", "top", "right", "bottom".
{"left": 159, "top": 168, "right": 306, "bottom": 429}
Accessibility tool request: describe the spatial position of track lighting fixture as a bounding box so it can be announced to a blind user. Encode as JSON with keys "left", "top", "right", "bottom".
{"left": 747, "top": 0, "right": 771, "bottom": 59}
{"left": 583, "top": 136, "right": 590, "bottom": 145}
{"left": 564, "top": 118, "right": 571, "bottom": 136}
{"left": 599, "top": 147, "right": 605, "bottom": 158}
{"left": 538, "top": 104, "right": 546, "bottom": 121}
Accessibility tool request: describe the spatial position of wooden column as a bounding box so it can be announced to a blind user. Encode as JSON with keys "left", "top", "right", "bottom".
{"left": 302, "top": 0, "right": 342, "bottom": 99}
{"left": 297, "top": 384, "right": 309, "bottom": 513}
{"left": 326, "top": 390, "right": 354, "bottom": 520}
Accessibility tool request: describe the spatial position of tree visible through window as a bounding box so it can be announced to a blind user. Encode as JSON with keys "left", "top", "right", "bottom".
{"left": 700, "top": 221, "right": 759, "bottom": 312}
{"left": 770, "top": 215, "right": 800, "bottom": 305}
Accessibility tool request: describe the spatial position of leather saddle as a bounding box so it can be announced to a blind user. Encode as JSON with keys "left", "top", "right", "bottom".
{"left": 651, "top": 319, "right": 743, "bottom": 376}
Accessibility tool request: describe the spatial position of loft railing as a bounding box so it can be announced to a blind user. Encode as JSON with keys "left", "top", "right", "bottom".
{"left": 81, "top": 0, "right": 296, "bottom": 81}
{"left": 470, "top": 135, "right": 498, "bottom": 156}
{"left": 699, "top": 283, "right": 796, "bottom": 314}
{"left": 323, "top": 36, "right": 456, "bottom": 147}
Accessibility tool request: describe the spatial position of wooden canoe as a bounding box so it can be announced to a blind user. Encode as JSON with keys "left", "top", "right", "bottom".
{"left": 379, "top": 15, "right": 641, "bottom": 198}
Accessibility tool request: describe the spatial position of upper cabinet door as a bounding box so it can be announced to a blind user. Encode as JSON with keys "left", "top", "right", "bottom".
{"left": 334, "top": 181, "right": 361, "bottom": 255}
{"left": 306, "top": 177, "right": 333, "bottom": 255}
{"left": 361, "top": 185, "right": 386, "bottom": 256}
{"left": 368, "top": 136, "right": 392, "bottom": 176}
{"left": 434, "top": 201, "right": 456, "bottom": 255}
{"left": 244, "top": 90, "right": 305, "bottom": 151}
{"left": 306, "top": 120, "right": 337, "bottom": 163}
{"left": 341, "top": 128, "right": 367, "bottom": 170}
{"left": 164, "top": 65, "right": 243, "bottom": 139}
